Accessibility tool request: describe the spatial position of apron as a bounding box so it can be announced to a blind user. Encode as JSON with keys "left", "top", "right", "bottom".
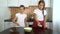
{"left": 32, "top": 20, "right": 44, "bottom": 34}
{"left": 32, "top": 20, "right": 44, "bottom": 27}
{"left": 32, "top": 20, "right": 44, "bottom": 30}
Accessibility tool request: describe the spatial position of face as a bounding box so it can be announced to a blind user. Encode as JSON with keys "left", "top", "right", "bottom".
{"left": 19, "top": 7, "right": 25, "bottom": 13}
{"left": 38, "top": 2, "right": 44, "bottom": 10}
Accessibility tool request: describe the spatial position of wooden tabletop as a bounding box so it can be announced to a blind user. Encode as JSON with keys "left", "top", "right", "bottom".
{"left": 0, "top": 27, "right": 58, "bottom": 34}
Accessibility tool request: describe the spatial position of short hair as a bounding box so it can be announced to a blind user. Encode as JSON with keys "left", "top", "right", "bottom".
{"left": 19, "top": 5, "right": 25, "bottom": 9}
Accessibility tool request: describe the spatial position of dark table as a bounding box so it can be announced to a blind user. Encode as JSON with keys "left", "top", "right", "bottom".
{"left": 0, "top": 27, "right": 58, "bottom": 34}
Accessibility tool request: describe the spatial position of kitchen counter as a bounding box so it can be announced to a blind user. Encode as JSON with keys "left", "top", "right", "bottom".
{"left": 4, "top": 19, "right": 52, "bottom": 28}
{"left": 4, "top": 19, "right": 53, "bottom": 29}
{"left": 4, "top": 19, "right": 52, "bottom": 22}
{"left": 0, "top": 27, "right": 58, "bottom": 34}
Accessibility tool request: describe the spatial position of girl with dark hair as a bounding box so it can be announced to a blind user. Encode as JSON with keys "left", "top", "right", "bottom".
{"left": 32, "top": 1, "right": 47, "bottom": 34}
{"left": 13, "top": 5, "right": 27, "bottom": 27}
{"left": 12, "top": 5, "right": 27, "bottom": 34}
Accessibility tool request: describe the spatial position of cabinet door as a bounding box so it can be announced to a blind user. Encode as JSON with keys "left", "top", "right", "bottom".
{"left": 8, "top": 0, "right": 19, "bottom": 7}
{"left": 4, "top": 22, "right": 10, "bottom": 30}
{"left": 29, "top": 0, "right": 50, "bottom": 7}
{"left": 0, "top": 20, "right": 4, "bottom": 32}
{"left": 4, "top": 22, "right": 16, "bottom": 30}
{"left": 29, "top": 0, "right": 40, "bottom": 6}
{"left": 19, "top": 0, "right": 30, "bottom": 7}
{"left": 44, "top": 0, "right": 50, "bottom": 7}
{"left": 9, "top": 22, "right": 16, "bottom": 27}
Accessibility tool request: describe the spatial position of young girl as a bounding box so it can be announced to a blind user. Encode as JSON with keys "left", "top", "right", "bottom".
{"left": 12, "top": 5, "right": 27, "bottom": 34}
{"left": 13, "top": 5, "right": 27, "bottom": 27}
{"left": 32, "top": 0, "right": 47, "bottom": 32}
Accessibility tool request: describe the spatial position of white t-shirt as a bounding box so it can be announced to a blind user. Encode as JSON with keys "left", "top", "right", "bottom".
{"left": 34, "top": 8, "right": 47, "bottom": 21}
{"left": 15, "top": 13, "right": 27, "bottom": 27}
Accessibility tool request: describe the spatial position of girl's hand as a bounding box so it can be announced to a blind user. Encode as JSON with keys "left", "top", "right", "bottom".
{"left": 44, "top": 26, "right": 48, "bottom": 30}
{"left": 16, "top": 23, "right": 20, "bottom": 26}
{"left": 37, "top": 22, "right": 42, "bottom": 27}
{"left": 25, "top": 24, "right": 27, "bottom": 27}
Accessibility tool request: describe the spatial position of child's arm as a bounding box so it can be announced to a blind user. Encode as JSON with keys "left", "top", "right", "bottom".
{"left": 24, "top": 17, "right": 27, "bottom": 27}
{"left": 34, "top": 13, "right": 41, "bottom": 27}
{"left": 12, "top": 16, "right": 19, "bottom": 26}
{"left": 44, "top": 15, "right": 46, "bottom": 28}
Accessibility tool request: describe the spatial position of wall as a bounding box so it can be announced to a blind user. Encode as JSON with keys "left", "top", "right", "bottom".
{"left": 53, "top": 0, "right": 60, "bottom": 34}
{"left": 0, "top": 0, "right": 10, "bottom": 32}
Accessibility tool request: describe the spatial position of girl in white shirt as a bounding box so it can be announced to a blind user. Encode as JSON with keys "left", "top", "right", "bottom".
{"left": 32, "top": 0, "right": 47, "bottom": 31}
{"left": 12, "top": 5, "right": 27, "bottom": 34}
{"left": 12, "top": 5, "right": 27, "bottom": 27}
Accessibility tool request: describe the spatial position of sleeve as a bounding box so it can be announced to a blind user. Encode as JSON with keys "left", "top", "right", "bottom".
{"left": 15, "top": 13, "right": 18, "bottom": 17}
{"left": 25, "top": 14, "right": 27, "bottom": 18}
{"left": 44, "top": 10, "right": 47, "bottom": 15}
{"left": 24, "top": 14, "right": 27, "bottom": 18}
{"left": 33, "top": 10, "right": 38, "bottom": 14}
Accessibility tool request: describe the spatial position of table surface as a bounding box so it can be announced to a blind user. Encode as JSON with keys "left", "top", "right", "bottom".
{"left": 0, "top": 27, "right": 58, "bottom": 34}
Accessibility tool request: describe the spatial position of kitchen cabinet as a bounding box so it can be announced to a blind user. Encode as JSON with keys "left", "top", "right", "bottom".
{"left": 44, "top": 0, "right": 50, "bottom": 7}
{"left": 4, "top": 22, "right": 16, "bottom": 30}
{"left": 4, "top": 22, "right": 10, "bottom": 30}
{"left": 8, "top": 0, "right": 29, "bottom": 7}
{"left": 8, "top": 0, "right": 50, "bottom": 7}
{"left": 8, "top": 0, "right": 19, "bottom": 7}
{"left": 29, "top": 0, "right": 40, "bottom": 6}
{"left": 18, "top": 0, "right": 30, "bottom": 7}
{"left": 29, "top": 0, "right": 50, "bottom": 7}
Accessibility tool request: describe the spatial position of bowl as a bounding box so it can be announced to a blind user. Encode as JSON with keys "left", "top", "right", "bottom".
{"left": 24, "top": 27, "right": 32, "bottom": 32}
